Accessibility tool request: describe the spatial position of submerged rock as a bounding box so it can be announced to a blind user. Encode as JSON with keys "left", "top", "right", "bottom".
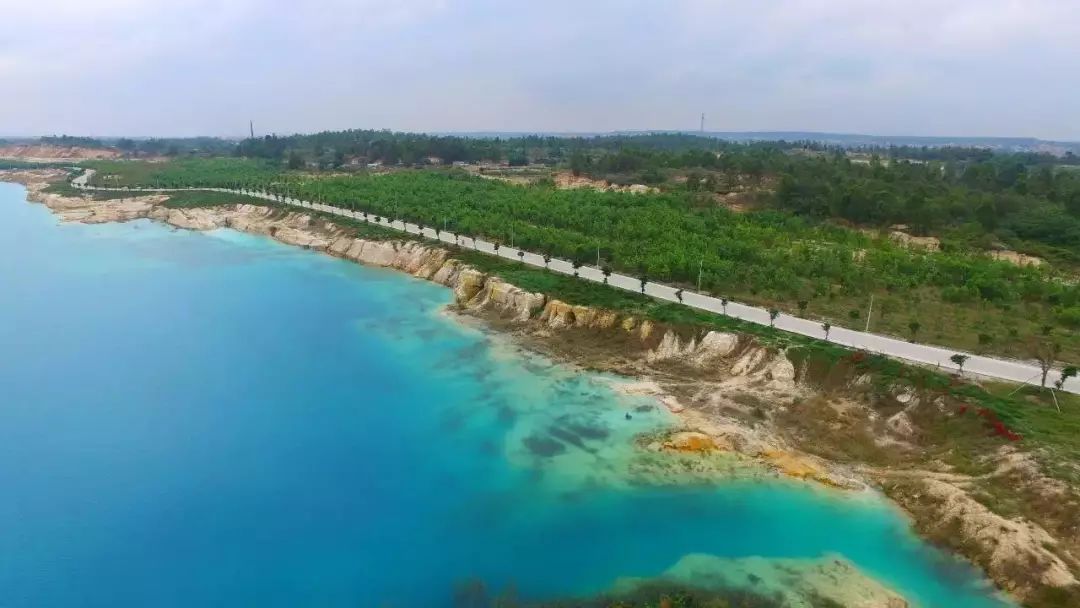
{"left": 612, "top": 553, "right": 909, "bottom": 608}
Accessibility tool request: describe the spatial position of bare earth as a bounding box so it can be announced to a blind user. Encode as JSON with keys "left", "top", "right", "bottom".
{"left": 0, "top": 144, "right": 122, "bottom": 163}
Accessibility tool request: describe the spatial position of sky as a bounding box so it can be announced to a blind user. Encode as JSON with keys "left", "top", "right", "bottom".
{"left": 2, "top": 0, "right": 1079, "bottom": 140}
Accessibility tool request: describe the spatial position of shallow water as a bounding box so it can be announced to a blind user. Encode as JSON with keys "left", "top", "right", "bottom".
{"left": 0, "top": 182, "right": 1013, "bottom": 607}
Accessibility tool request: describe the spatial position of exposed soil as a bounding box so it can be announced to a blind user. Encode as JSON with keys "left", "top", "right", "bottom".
{"left": 0, "top": 144, "right": 122, "bottom": 162}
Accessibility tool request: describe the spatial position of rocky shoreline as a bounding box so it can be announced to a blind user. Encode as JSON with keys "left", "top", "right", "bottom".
{"left": 5, "top": 169, "right": 1078, "bottom": 606}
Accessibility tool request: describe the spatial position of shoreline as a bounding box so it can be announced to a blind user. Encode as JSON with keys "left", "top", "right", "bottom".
{"left": 4, "top": 169, "right": 1077, "bottom": 606}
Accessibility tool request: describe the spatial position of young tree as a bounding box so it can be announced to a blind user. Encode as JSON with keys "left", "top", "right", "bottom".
{"left": 675, "top": 288, "right": 684, "bottom": 303}
{"left": 543, "top": 253, "right": 551, "bottom": 269}
{"left": 493, "top": 242, "right": 501, "bottom": 254}
{"left": 822, "top": 322, "right": 831, "bottom": 341}
{"left": 517, "top": 250, "right": 525, "bottom": 263}
{"left": 878, "top": 297, "right": 897, "bottom": 321}
{"left": 721, "top": 297, "right": 729, "bottom": 315}
{"left": 571, "top": 258, "right": 582, "bottom": 277}
{"left": 797, "top": 299, "right": 809, "bottom": 317}
{"left": 1056, "top": 366, "right": 1078, "bottom": 390}
{"left": 768, "top": 308, "right": 780, "bottom": 327}
{"left": 949, "top": 354, "right": 969, "bottom": 374}
{"left": 601, "top": 265, "right": 612, "bottom": 284}
{"left": 1031, "top": 339, "right": 1061, "bottom": 387}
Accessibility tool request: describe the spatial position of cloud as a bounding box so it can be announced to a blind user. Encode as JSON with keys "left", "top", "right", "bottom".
{"left": 1, "top": 0, "right": 1077, "bottom": 139}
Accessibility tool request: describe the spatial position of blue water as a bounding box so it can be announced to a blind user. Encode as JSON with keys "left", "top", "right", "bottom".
{"left": 0, "top": 182, "right": 1012, "bottom": 607}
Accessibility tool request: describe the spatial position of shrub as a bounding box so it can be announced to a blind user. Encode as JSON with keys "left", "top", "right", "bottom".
{"left": 1057, "top": 306, "right": 1080, "bottom": 329}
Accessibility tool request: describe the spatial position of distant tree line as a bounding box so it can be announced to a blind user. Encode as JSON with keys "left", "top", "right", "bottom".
{"left": 40, "top": 135, "right": 105, "bottom": 148}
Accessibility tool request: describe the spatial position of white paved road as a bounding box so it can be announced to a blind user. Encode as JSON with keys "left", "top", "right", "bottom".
{"left": 71, "top": 170, "right": 1080, "bottom": 394}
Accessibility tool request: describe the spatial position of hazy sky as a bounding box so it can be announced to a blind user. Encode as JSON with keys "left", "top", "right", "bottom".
{"left": 3, "top": 0, "right": 1078, "bottom": 139}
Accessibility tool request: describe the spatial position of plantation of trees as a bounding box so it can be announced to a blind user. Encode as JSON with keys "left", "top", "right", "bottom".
{"left": 231, "top": 130, "right": 1080, "bottom": 266}
{"left": 84, "top": 156, "right": 1080, "bottom": 364}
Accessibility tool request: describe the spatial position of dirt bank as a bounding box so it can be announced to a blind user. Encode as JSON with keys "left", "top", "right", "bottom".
{"left": 0, "top": 144, "right": 122, "bottom": 163}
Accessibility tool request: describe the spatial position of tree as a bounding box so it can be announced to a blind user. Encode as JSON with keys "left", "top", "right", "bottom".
{"left": 768, "top": 308, "right": 780, "bottom": 327}
{"left": 601, "top": 265, "right": 612, "bottom": 284}
{"left": 569, "top": 151, "right": 590, "bottom": 177}
{"left": 571, "top": 258, "right": 582, "bottom": 277}
{"left": 287, "top": 150, "right": 304, "bottom": 170}
{"left": 637, "top": 264, "right": 648, "bottom": 294}
{"left": 950, "top": 354, "right": 969, "bottom": 374}
{"left": 908, "top": 320, "right": 921, "bottom": 341}
{"left": 1065, "top": 190, "right": 1080, "bottom": 217}
{"left": 517, "top": 250, "right": 525, "bottom": 263}
{"left": 721, "top": 297, "right": 729, "bottom": 315}
{"left": 1056, "top": 366, "right": 1078, "bottom": 390}
{"left": 797, "top": 299, "right": 809, "bottom": 317}
{"left": 675, "top": 288, "right": 684, "bottom": 303}
{"left": 822, "top": 322, "right": 831, "bottom": 341}
{"left": 543, "top": 253, "right": 551, "bottom": 269}
{"left": 493, "top": 242, "right": 501, "bottom": 254}
{"left": 1031, "top": 339, "right": 1061, "bottom": 387}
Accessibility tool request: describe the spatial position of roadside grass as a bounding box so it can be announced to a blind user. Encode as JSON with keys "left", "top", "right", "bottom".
{"left": 162, "top": 190, "right": 268, "bottom": 208}
{"left": 43, "top": 180, "right": 131, "bottom": 200}
{"left": 732, "top": 283, "right": 1080, "bottom": 366}
{"left": 307, "top": 211, "right": 427, "bottom": 242}
{"left": 980, "top": 382, "right": 1080, "bottom": 481}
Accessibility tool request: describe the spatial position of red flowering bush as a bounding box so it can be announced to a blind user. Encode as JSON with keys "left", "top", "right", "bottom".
{"left": 959, "top": 406, "right": 1021, "bottom": 440}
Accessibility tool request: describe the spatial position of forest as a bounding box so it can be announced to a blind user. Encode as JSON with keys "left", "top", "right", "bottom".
{"left": 83, "top": 156, "right": 1080, "bottom": 365}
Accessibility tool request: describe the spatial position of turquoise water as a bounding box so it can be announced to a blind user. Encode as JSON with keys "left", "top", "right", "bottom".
{"left": 0, "top": 182, "right": 1012, "bottom": 607}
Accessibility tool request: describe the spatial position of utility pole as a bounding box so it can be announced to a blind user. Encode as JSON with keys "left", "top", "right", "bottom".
{"left": 865, "top": 294, "right": 874, "bottom": 332}
{"left": 249, "top": 120, "right": 254, "bottom": 139}
{"left": 700, "top": 113, "right": 705, "bottom": 134}
{"left": 697, "top": 257, "right": 703, "bottom": 292}
{"left": 596, "top": 246, "right": 600, "bottom": 268}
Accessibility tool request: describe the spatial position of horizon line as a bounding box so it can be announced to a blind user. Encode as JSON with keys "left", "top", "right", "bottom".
{"left": 2, "top": 129, "right": 1078, "bottom": 146}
